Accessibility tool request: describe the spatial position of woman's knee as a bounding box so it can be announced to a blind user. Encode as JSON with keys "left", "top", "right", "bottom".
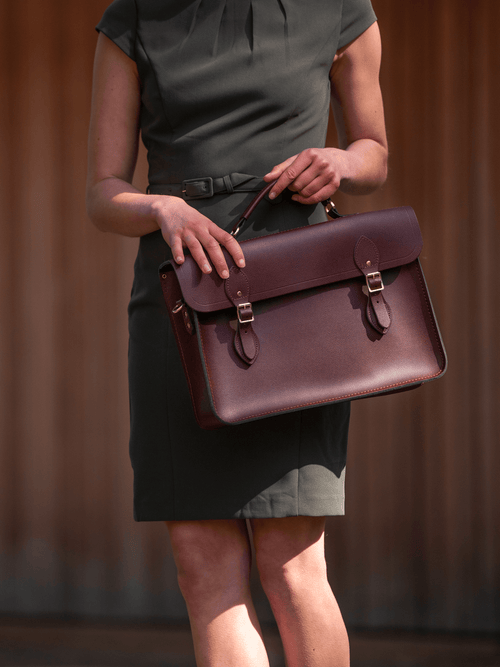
{"left": 251, "top": 517, "right": 328, "bottom": 598}
{"left": 166, "top": 519, "right": 252, "bottom": 603}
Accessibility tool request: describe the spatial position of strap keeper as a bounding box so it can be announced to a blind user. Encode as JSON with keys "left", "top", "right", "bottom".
{"left": 222, "top": 174, "right": 234, "bottom": 194}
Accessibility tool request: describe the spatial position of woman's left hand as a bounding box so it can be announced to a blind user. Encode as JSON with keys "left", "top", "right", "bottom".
{"left": 263, "top": 23, "right": 389, "bottom": 205}
{"left": 263, "top": 147, "right": 352, "bottom": 205}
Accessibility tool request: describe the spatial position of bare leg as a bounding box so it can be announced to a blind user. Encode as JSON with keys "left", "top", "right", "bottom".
{"left": 251, "top": 516, "right": 349, "bottom": 667}
{"left": 166, "top": 519, "right": 269, "bottom": 667}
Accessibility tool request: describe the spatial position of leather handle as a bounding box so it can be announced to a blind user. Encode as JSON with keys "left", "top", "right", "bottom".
{"left": 230, "top": 180, "right": 342, "bottom": 238}
{"left": 230, "top": 181, "right": 277, "bottom": 237}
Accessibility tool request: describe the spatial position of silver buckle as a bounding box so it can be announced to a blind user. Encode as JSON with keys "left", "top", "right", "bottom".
{"left": 181, "top": 177, "right": 214, "bottom": 200}
{"left": 237, "top": 303, "right": 254, "bottom": 324}
{"left": 366, "top": 271, "right": 384, "bottom": 293}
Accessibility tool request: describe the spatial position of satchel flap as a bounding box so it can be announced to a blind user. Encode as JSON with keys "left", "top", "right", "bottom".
{"left": 161, "top": 206, "right": 422, "bottom": 313}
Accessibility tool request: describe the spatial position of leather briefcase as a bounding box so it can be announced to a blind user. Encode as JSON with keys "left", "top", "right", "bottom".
{"left": 159, "top": 183, "right": 447, "bottom": 429}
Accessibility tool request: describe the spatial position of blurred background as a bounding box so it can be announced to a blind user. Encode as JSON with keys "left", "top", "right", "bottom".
{"left": 0, "top": 0, "right": 499, "bottom": 665}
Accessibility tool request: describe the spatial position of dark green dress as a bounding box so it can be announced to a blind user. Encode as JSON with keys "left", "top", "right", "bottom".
{"left": 96, "top": 0, "right": 377, "bottom": 521}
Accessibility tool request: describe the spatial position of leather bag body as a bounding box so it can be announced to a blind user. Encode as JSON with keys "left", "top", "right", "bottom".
{"left": 159, "top": 203, "right": 447, "bottom": 430}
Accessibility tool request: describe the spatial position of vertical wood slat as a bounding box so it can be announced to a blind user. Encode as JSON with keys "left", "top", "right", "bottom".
{"left": 0, "top": 0, "right": 498, "bottom": 631}
{"left": 0, "top": 0, "right": 16, "bottom": 604}
{"left": 6, "top": 0, "right": 61, "bottom": 612}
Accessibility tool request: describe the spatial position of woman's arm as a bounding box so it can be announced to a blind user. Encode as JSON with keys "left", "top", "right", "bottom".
{"left": 264, "top": 22, "right": 388, "bottom": 203}
{"left": 86, "top": 33, "right": 154, "bottom": 235}
{"left": 86, "top": 34, "right": 245, "bottom": 278}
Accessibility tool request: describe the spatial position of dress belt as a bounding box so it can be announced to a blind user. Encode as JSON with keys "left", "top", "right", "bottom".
{"left": 147, "top": 173, "right": 266, "bottom": 200}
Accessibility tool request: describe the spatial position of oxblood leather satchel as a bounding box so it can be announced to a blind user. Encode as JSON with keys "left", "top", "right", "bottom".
{"left": 159, "top": 182, "right": 447, "bottom": 429}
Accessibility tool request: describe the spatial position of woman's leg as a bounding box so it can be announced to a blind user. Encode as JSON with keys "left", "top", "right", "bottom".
{"left": 251, "top": 516, "right": 349, "bottom": 667}
{"left": 166, "top": 519, "right": 269, "bottom": 667}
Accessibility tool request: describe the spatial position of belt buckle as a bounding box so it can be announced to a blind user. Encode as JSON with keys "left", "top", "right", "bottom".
{"left": 182, "top": 177, "right": 214, "bottom": 200}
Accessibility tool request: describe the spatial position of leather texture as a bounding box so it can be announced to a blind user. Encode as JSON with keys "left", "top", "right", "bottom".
{"left": 159, "top": 202, "right": 447, "bottom": 429}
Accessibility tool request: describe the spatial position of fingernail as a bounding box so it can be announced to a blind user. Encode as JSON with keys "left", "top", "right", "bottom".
{"left": 222, "top": 269, "right": 229, "bottom": 279}
{"left": 238, "top": 259, "right": 245, "bottom": 267}
{"left": 203, "top": 263, "right": 211, "bottom": 273}
{"left": 269, "top": 192, "right": 276, "bottom": 200}
{"left": 176, "top": 256, "right": 183, "bottom": 263}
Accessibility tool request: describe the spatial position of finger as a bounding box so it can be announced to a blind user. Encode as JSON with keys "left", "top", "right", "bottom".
{"left": 288, "top": 162, "right": 332, "bottom": 196}
{"left": 263, "top": 156, "right": 296, "bottom": 182}
{"left": 183, "top": 234, "right": 213, "bottom": 274}
{"left": 199, "top": 234, "right": 231, "bottom": 279}
{"left": 291, "top": 182, "right": 338, "bottom": 206}
{"left": 169, "top": 235, "right": 185, "bottom": 264}
{"left": 213, "top": 228, "right": 246, "bottom": 268}
{"left": 268, "top": 152, "right": 314, "bottom": 200}
{"left": 202, "top": 218, "right": 246, "bottom": 273}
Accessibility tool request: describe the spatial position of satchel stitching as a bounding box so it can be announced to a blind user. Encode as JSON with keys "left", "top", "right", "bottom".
{"left": 199, "top": 327, "right": 445, "bottom": 424}
{"left": 219, "top": 369, "right": 445, "bottom": 423}
{"left": 225, "top": 265, "right": 250, "bottom": 301}
{"left": 354, "top": 235, "right": 380, "bottom": 271}
{"left": 199, "top": 313, "right": 444, "bottom": 422}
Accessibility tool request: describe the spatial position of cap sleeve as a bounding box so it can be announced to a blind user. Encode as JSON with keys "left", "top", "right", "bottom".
{"left": 338, "top": 0, "right": 377, "bottom": 50}
{"left": 96, "top": 0, "right": 137, "bottom": 60}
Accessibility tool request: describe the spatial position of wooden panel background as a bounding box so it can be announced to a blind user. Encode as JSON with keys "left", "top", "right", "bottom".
{"left": 0, "top": 0, "right": 498, "bottom": 631}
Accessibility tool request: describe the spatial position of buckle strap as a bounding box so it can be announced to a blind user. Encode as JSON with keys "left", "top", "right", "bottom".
{"left": 147, "top": 173, "right": 266, "bottom": 200}
{"left": 225, "top": 266, "right": 260, "bottom": 365}
{"left": 354, "top": 235, "right": 392, "bottom": 335}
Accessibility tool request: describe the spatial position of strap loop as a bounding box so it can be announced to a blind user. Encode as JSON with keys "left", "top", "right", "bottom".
{"left": 223, "top": 174, "right": 235, "bottom": 194}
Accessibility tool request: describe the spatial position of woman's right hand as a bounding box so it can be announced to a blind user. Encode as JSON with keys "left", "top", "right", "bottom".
{"left": 151, "top": 195, "right": 246, "bottom": 279}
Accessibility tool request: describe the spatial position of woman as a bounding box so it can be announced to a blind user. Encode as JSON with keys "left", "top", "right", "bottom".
{"left": 87, "top": 1, "right": 387, "bottom": 665}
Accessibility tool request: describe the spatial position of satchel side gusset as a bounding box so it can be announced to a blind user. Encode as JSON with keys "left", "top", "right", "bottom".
{"left": 412, "top": 258, "right": 448, "bottom": 377}
{"left": 159, "top": 265, "right": 226, "bottom": 429}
